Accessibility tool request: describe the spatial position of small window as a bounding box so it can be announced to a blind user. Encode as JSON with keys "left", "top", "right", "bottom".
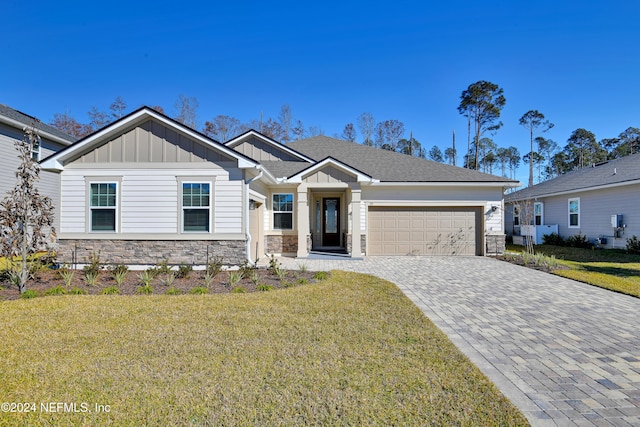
{"left": 534, "top": 202, "right": 543, "bottom": 226}
{"left": 273, "top": 193, "right": 293, "bottom": 230}
{"left": 568, "top": 198, "right": 580, "bottom": 228}
{"left": 513, "top": 206, "right": 520, "bottom": 226}
{"left": 90, "top": 183, "right": 117, "bottom": 231}
{"left": 31, "top": 139, "right": 41, "bottom": 161}
{"left": 183, "top": 183, "right": 210, "bottom": 232}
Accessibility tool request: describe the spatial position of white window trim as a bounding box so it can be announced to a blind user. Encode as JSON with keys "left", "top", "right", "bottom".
{"left": 272, "top": 193, "right": 294, "bottom": 231}
{"left": 568, "top": 197, "right": 580, "bottom": 228}
{"left": 534, "top": 202, "right": 544, "bottom": 226}
{"left": 87, "top": 179, "right": 120, "bottom": 233}
{"left": 179, "top": 179, "right": 213, "bottom": 234}
{"left": 31, "top": 139, "right": 41, "bottom": 161}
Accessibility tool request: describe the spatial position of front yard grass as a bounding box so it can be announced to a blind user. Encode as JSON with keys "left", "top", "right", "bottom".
{"left": 507, "top": 244, "right": 640, "bottom": 298}
{"left": 0, "top": 271, "right": 528, "bottom": 426}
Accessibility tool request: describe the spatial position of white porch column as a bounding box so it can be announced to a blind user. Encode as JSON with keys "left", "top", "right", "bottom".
{"left": 297, "top": 185, "right": 309, "bottom": 258}
{"left": 351, "top": 187, "right": 362, "bottom": 257}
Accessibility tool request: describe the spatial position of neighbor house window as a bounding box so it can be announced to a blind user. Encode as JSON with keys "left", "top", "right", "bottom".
{"left": 182, "top": 182, "right": 211, "bottom": 232}
{"left": 513, "top": 206, "right": 520, "bottom": 226}
{"left": 31, "top": 139, "right": 40, "bottom": 161}
{"left": 273, "top": 193, "right": 293, "bottom": 230}
{"left": 90, "top": 183, "right": 117, "bottom": 231}
{"left": 534, "top": 202, "right": 543, "bottom": 226}
{"left": 568, "top": 198, "right": 580, "bottom": 228}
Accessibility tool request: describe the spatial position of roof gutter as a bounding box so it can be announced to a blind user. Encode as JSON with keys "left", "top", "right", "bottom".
{"left": 506, "top": 178, "right": 640, "bottom": 202}
{"left": 0, "top": 115, "right": 74, "bottom": 146}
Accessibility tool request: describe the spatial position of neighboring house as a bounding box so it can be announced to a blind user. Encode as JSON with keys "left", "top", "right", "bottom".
{"left": 0, "top": 104, "right": 76, "bottom": 230}
{"left": 42, "top": 106, "right": 518, "bottom": 266}
{"left": 505, "top": 153, "right": 640, "bottom": 249}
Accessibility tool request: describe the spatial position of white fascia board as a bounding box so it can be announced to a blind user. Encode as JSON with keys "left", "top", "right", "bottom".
{"left": 506, "top": 179, "right": 640, "bottom": 202}
{"left": 285, "top": 157, "right": 373, "bottom": 183}
{"left": 41, "top": 108, "right": 258, "bottom": 171}
{"left": 0, "top": 115, "right": 74, "bottom": 146}
{"left": 371, "top": 181, "right": 520, "bottom": 188}
{"left": 225, "top": 130, "right": 315, "bottom": 163}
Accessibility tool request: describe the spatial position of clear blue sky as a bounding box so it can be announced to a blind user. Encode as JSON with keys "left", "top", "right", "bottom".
{"left": 3, "top": 0, "right": 639, "bottom": 186}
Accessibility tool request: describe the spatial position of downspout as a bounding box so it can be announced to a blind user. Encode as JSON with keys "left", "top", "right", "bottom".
{"left": 245, "top": 166, "right": 264, "bottom": 265}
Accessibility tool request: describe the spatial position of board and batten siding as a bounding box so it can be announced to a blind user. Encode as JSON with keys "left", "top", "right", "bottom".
{"left": 232, "top": 136, "right": 301, "bottom": 161}
{"left": 59, "top": 168, "right": 243, "bottom": 236}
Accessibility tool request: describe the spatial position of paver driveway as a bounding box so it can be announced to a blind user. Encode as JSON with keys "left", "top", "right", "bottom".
{"left": 275, "top": 255, "right": 640, "bottom": 426}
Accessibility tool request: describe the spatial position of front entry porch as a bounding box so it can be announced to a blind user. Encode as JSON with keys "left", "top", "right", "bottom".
{"left": 296, "top": 184, "right": 362, "bottom": 259}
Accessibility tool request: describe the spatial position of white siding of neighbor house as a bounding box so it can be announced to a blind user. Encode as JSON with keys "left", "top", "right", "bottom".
{"left": 524, "top": 183, "right": 640, "bottom": 248}
{"left": 0, "top": 123, "right": 67, "bottom": 229}
{"left": 59, "top": 167, "right": 243, "bottom": 236}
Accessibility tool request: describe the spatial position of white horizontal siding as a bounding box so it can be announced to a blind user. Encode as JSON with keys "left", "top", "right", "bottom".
{"left": 59, "top": 167, "right": 244, "bottom": 235}
{"left": 215, "top": 178, "right": 243, "bottom": 233}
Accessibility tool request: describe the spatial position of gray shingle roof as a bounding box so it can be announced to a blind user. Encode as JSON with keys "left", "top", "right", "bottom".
{"left": 286, "top": 136, "right": 516, "bottom": 183}
{"left": 259, "top": 160, "right": 310, "bottom": 178}
{"left": 0, "top": 104, "right": 77, "bottom": 143}
{"left": 505, "top": 153, "right": 640, "bottom": 202}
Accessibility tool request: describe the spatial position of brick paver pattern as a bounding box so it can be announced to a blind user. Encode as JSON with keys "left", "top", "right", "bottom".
{"left": 270, "top": 255, "right": 640, "bottom": 427}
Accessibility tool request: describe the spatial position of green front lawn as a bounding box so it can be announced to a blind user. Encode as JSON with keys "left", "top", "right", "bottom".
{"left": 508, "top": 244, "right": 640, "bottom": 297}
{"left": 0, "top": 271, "right": 527, "bottom": 426}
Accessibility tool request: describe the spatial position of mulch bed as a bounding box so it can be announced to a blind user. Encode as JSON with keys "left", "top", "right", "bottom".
{"left": 0, "top": 268, "right": 321, "bottom": 300}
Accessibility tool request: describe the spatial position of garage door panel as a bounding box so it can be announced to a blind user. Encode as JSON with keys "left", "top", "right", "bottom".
{"left": 368, "top": 207, "right": 479, "bottom": 256}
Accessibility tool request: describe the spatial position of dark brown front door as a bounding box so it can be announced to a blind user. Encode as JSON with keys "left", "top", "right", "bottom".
{"left": 322, "top": 198, "right": 340, "bottom": 246}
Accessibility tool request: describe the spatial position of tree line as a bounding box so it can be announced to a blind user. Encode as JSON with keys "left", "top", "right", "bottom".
{"left": 49, "top": 86, "right": 639, "bottom": 187}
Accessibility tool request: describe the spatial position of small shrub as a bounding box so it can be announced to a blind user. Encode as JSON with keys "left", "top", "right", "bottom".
{"left": 542, "top": 232, "right": 565, "bottom": 246}
{"left": 297, "top": 278, "right": 308, "bottom": 285}
{"left": 206, "top": 256, "right": 224, "bottom": 277}
{"left": 238, "top": 260, "right": 256, "bottom": 278}
{"left": 189, "top": 286, "right": 208, "bottom": 295}
{"left": 102, "top": 286, "right": 120, "bottom": 295}
{"left": 566, "top": 233, "right": 592, "bottom": 249}
{"left": 112, "top": 270, "right": 127, "bottom": 286}
{"left": 282, "top": 281, "right": 295, "bottom": 288}
{"left": 157, "top": 259, "right": 172, "bottom": 275}
{"left": 176, "top": 263, "right": 192, "bottom": 279}
{"left": 68, "top": 287, "right": 88, "bottom": 295}
{"left": 274, "top": 266, "right": 287, "bottom": 281}
{"left": 257, "top": 284, "right": 273, "bottom": 292}
{"left": 58, "top": 266, "right": 75, "bottom": 288}
{"left": 21, "top": 289, "right": 38, "bottom": 299}
{"left": 138, "top": 270, "right": 155, "bottom": 286}
{"left": 231, "top": 286, "right": 246, "bottom": 294}
{"left": 83, "top": 251, "right": 102, "bottom": 275}
{"left": 145, "top": 266, "right": 161, "bottom": 279}
{"left": 298, "top": 263, "right": 308, "bottom": 273}
{"left": 136, "top": 284, "right": 153, "bottom": 295}
{"left": 627, "top": 235, "right": 640, "bottom": 255}
{"left": 44, "top": 285, "right": 67, "bottom": 296}
{"left": 203, "top": 272, "right": 215, "bottom": 288}
{"left": 313, "top": 271, "right": 328, "bottom": 281}
{"left": 161, "top": 272, "right": 176, "bottom": 287}
{"left": 84, "top": 270, "right": 100, "bottom": 286}
{"left": 247, "top": 269, "right": 260, "bottom": 286}
{"left": 109, "top": 263, "right": 129, "bottom": 276}
{"left": 165, "top": 286, "right": 181, "bottom": 295}
{"left": 228, "top": 271, "right": 243, "bottom": 287}
{"left": 267, "top": 254, "right": 281, "bottom": 274}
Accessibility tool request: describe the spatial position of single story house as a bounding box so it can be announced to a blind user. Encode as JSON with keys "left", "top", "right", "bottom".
{"left": 0, "top": 104, "right": 75, "bottom": 225}
{"left": 42, "top": 106, "right": 518, "bottom": 266}
{"left": 505, "top": 153, "right": 640, "bottom": 249}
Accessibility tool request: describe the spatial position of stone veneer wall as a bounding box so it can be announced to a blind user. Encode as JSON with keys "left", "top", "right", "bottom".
{"left": 56, "top": 239, "right": 246, "bottom": 266}
{"left": 265, "top": 235, "right": 298, "bottom": 254}
{"left": 345, "top": 234, "right": 367, "bottom": 255}
{"left": 485, "top": 234, "right": 506, "bottom": 256}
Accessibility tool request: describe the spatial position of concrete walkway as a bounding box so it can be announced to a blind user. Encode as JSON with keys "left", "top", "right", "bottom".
{"left": 274, "top": 255, "right": 640, "bottom": 426}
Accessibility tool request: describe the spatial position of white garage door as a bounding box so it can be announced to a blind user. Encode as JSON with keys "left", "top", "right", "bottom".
{"left": 368, "top": 207, "right": 480, "bottom": 256}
